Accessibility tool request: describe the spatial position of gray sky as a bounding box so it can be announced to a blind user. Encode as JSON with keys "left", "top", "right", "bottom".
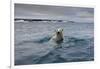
{"left": 15, "top": 4, "right": 94, "bottom": 23}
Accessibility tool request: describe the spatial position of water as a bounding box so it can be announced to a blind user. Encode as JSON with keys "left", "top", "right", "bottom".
{"left": 15, "top": 21, "right": 94, "bottom": 65}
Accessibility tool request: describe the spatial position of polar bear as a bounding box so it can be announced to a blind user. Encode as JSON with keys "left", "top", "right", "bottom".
{"left": 50, "top": 28, "right": 64, "bottom": 43}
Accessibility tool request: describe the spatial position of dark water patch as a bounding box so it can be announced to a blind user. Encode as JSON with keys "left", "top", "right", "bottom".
{"left": 63, "top": 36, "right": 94, "bottom": 47}
{"left": 33, "top": 36, "right": 51, "bottom": 43}
{"left": 67, "top": 51, "right": 89, "bottom": 57}
{"left": 15, "top": 40, "right": 35, "bottom": 46}
{"left": 15, "top": 55, "right": 41, "bottom": 65}
{"left": 16, "top": 35, "right": 51, "bottom": 46}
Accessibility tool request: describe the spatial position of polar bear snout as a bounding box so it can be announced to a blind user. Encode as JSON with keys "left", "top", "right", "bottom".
{"left": 57, "top": 31, "right": 60, "bottom": 34}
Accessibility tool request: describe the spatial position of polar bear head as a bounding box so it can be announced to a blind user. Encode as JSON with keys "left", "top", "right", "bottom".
{"left": 56, "top": 28, "right": 63, "bottom": 35}
{"left": 51, "top": 28, "right": 64, "bottom": 43}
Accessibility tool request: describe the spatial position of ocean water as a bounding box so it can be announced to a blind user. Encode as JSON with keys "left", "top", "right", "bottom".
{"left": 15, "top": 21, "right": 94, "bottom": 65}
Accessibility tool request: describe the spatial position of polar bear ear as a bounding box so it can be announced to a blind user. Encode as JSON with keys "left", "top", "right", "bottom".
{"left": 61, "top": 29, "right": 63, "bottom": 31}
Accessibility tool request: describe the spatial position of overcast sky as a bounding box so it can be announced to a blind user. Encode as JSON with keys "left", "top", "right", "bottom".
{"left": 15, "top": 4, "right": 94, "bottom": 23}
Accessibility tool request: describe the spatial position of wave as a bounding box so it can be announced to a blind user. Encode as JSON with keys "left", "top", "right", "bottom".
{"left": 16, "top": 35, "right": 93, "bottom": 45}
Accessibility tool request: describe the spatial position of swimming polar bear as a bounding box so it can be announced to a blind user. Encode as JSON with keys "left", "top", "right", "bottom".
{"left": 50, "top": 28, "right": 64, "bottom": 43}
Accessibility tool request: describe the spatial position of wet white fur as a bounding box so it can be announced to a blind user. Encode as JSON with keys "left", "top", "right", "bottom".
{"left": 51, "top": 28, "right": 63, "bottom": 42}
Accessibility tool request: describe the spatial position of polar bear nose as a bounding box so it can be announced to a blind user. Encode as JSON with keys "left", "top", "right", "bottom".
{"left": 57, "top": 32, "right": 60, "bottom": 34}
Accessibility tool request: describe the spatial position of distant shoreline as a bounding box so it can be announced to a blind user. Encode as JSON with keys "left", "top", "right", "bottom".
{"left": 14, "top": 18, "right": 65, "bottom": 22}
{"left": 14, "top": 18, "right": 94, "bottom": 23}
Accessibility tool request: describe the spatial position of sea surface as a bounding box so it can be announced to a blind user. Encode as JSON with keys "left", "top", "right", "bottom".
{"left": 15, "top": 21, "right": 94, "bottom": 65}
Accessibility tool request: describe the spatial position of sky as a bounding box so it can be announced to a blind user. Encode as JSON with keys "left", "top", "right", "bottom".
{"left": 15, "top": 4, "right": 94, "bottom": 23}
